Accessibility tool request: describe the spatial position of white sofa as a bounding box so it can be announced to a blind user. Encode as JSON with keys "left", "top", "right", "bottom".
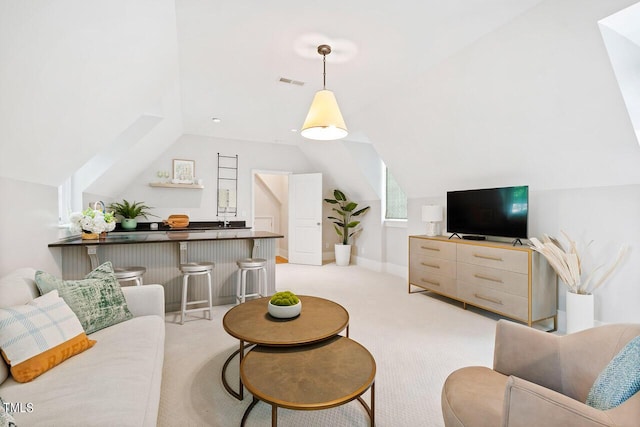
{"left": 0, "top": 268, "right": 165, "bottom": 426}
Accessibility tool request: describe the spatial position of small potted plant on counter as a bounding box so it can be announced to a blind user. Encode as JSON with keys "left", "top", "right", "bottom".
{"left": 109, "top": 199, "right": 158, "bottom": 230}
{"left": 268, "top": 291, "right": 301, "bottom": 319}
{"left": 324, "top": 189, "right": 370, "bottom": 266}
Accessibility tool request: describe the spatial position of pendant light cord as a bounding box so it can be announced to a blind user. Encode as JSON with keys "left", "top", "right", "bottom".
{"left": 322, "top": 53, "right": 327, "bottom": 90}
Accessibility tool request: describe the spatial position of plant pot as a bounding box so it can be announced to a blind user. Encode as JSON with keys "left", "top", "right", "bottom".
{"left": 267, "top": 300, "right": 302, "bottom": 319}
{"left": 121, "top": 218, "right": 138, "bottom": 230}
{"left": 335, "top": 244, "right": 352, "bottom": 266}
{"left": 566, "top": 290, "right": 594, "bottom": 334}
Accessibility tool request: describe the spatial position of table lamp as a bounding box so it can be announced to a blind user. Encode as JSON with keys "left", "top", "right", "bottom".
{"left": 422, "top": 205, "right": 443, "bottom": 236}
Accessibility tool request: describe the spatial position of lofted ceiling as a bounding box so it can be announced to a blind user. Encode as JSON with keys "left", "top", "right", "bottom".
{"left": 175, "top": 0, "right": 546, "bottom": 145}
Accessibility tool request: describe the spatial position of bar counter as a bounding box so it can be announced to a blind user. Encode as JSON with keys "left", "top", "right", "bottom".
{"left": 49, "top": 228, "right": 284, "bottom": 312}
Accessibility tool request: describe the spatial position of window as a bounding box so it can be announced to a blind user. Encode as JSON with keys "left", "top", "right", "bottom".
{"left": 385, "top": 168, "right": 407, "bottom": 220}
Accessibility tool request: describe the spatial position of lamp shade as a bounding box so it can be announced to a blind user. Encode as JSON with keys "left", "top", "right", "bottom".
{"left": 422, "top": 205, "right": 443, "bottom": 222}
{"left": 301, "top": 90, "right": 348, "bottom": 140}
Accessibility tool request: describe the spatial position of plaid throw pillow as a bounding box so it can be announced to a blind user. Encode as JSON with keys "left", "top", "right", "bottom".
{"left": 0, "top": 290, "right": 95, "bottom": 382}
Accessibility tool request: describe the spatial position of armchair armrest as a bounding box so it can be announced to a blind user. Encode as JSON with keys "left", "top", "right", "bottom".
{"left": 493, "top": 320, "right": 563, "bottom": 393}
{"left": 503, "top": 376, "right": 613, "bottom": 427}
{"left": 122, "top": 284, "right": 165, "bottom": 318}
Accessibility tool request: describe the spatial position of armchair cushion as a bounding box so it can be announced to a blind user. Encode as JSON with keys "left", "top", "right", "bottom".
{"left": 586, "top": 336, "right": 640, "bottom": 410}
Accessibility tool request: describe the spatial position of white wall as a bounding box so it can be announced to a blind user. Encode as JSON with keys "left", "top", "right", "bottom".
{"left": 0, "top": 177, "right": 61, "bottom": 275}
{"left": 114, "top": 135, "right": 315, "bottom": 224}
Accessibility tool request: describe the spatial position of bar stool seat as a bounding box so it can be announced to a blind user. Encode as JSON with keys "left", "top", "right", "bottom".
{"left": 179, "top": 262, "right": 214, "bottom": 325}
{"left": 114, "top": 266, "right": 146, "bottom": 287}
{"left": 236, "top": 258, "right": 267, "bottom": 304}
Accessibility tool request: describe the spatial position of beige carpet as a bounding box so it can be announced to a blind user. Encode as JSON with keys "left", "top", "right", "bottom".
{"left": 158, "top": 263, "right": 499, "bottom": 426}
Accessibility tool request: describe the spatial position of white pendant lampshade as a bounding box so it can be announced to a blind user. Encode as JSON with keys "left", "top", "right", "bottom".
{"left": 301, "top": 90, "right": 348, "bottom": 140}
{"left": 422, "top": 205, "right": 443, "bottom": 237}
{"left": 301, "top": 45, "right": 348, "bottom": 141}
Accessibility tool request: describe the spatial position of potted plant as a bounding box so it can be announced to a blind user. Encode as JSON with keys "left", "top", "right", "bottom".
{"left": 268, "top": 291, "right": 301, "bottom": 318}
{"left": 108, "top": 199, "right": 158, "bottom": 230}
{"left": 529, "top": 232, "right": 626, "bottom": 333}
{"left": 324, "top": 189, "right": 370, "bottom": 266}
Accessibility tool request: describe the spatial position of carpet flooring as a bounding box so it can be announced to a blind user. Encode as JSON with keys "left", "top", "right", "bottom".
{"left": 158, "top": 263, "right": 499, "bottom": 426}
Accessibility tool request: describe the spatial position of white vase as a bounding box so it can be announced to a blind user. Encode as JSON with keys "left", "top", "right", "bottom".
{"left": 334, "top": 244, "right": 352, "bottom": 266}
{"left": 566, "top": 290, "right": 594, "bottom": 334}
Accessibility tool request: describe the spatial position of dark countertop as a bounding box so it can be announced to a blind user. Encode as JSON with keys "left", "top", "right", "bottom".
{"left": 49, "top": 225, "right": 283, "bottom": 247}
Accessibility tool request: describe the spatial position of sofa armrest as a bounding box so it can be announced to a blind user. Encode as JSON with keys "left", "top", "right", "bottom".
{"left": 493, "top": 320, "right": 563, "bottom": 393}
{"left": 503, "top": 376, "right": 613, "bottom": 427}
{"left": 122, "top": 284, "right": 165, "bottom": 318}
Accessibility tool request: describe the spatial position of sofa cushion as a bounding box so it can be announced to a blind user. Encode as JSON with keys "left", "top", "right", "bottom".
{"left": 0, "top": 315, "right": 164, "bottom": 426}
{"left": 35, "top": 262, "right": 132, "bottom": 334}
{"left": 586, "top": 335, "right": 640, "bottom": 410}
{"left": 0, "top": 290, "right": 96, "bottom": 383}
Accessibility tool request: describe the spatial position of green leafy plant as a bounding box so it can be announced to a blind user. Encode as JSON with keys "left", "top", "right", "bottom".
{"left": 270, "top": 291, "right": 299, "bottom": 306}
{"left": 324, "top": 189, "right": 370, "bottom": 245}
{"left": 108, "top": 200, "right": 158, "bottom": 220}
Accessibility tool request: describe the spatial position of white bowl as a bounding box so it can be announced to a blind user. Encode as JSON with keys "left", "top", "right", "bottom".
{"left": 268, "top": 300, "right": 302, "bottom": 319}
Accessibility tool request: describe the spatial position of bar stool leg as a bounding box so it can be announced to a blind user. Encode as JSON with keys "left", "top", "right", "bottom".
{"left": 241, "top": 269, "right": 249, "bottom": 303}
{"left": 181, "top": 273, "right": 189, "bottom": 325}
{"left": 236, "top": 269, "right": 242, "bottom": 305}
{"left": 206, "top": 271, "right": 213, "bottom": 320}
{"left": 260, "top": 267, "right": 267, "bottom": 297}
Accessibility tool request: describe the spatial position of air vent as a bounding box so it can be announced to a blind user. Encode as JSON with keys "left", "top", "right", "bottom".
{"left": 279, "top": 77, "right": 305, "bottom": 86}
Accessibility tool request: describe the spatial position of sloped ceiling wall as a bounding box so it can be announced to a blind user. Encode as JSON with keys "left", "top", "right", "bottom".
{"left": 356, "top": 0, "right": 640, "bottom": 199}
{"left": 0, "top": 0, "right": 182, "bottom": 194}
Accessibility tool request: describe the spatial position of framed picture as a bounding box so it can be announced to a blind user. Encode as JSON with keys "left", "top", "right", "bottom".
{"left": 173, "top": 159, "right": 195, "bottom": 183}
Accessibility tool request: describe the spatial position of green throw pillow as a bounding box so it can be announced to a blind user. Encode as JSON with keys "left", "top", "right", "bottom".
{"left": 586, "top": 335, "right": 640, "bottom": 410}
{"left": 35, "top": 262, "right": 133, "bottom": 334}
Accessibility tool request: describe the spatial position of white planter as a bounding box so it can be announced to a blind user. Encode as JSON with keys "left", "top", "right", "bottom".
{"left": 334, "top": 244, "right": 352, "bottom": 266}
{"left": 268, "top": 300, "right": 302, "bottom": 319}
{"left": 566, "top": 290, "right": 594, "bottom": 334}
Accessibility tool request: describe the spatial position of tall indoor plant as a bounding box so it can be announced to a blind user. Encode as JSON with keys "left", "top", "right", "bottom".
{"left": 529, "top": 232, "right": 626, "bottom": 333}
{"left": 109, "top": 199, "right": 158, "bottom": 230}
{"left": 324, "top": 189, "right": 370, "bottom": 266}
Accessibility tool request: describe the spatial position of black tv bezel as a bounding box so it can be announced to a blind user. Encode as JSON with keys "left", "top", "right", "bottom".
{"left": 446, "top": 185, "right": 529, "bottom": 239}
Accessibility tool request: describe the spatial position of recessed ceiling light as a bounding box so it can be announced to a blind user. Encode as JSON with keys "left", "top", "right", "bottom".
{"left": 290, "top": 129, "right": 298, "bottom": 132}
{"left": 211, "top": 117, "right": 222, "bottom": 123}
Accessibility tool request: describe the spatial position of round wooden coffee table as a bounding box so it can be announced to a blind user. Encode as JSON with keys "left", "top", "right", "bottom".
{"left": 222, "top": 296, "right": 349, "bottom": 399}
{"left": 240, "top": 336, "right": 376, "bottom": 426}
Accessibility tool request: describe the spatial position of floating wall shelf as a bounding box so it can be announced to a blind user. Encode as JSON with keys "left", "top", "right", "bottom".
{"left": 149, "top": 182, "right": 204, "bottom": 189}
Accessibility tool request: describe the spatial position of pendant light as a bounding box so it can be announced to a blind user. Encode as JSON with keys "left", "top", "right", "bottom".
{"left": 301, "top": 44, "right": 348, "bottom": 140}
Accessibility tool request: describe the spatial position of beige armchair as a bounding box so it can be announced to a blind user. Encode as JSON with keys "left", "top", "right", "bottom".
{"left": 442, "top": 320, "right": 640, "bottom": 427}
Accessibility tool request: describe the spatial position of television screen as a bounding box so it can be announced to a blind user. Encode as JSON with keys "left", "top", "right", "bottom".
{"left": 446, "top": 186, "right": 528, "bottom": 238}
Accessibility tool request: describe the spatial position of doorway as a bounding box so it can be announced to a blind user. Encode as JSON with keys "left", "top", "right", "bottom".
{"left": 252, "top": 171, "right": 290, "bottom": 261}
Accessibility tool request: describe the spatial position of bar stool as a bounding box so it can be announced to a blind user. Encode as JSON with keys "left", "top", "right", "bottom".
{"left": 179, "top": 262, "right": 214, "bottom": 325}
{"left": 114, "top": 266, "right": 146, "bottom": 287}
{"left": 235, "top": 258, "right": 267, "bottom": 304}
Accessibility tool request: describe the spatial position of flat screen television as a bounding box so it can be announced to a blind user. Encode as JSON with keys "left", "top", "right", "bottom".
{"left": 446, "top": 186, "right": 528, "bottom": 239}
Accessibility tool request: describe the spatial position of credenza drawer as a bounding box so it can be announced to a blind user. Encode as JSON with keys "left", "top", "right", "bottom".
{"left": 457, "top": 263, "right": 528, "bottom": 297}
{"left": 457, "top": 244, "right": 528, "bottom": 274}
{"left": 409, "top": 271, "right": 457, "bottom": 297}
{"left": 458, "top": 285, "right": 528, "bottom": 321}
{"left": 410, "top": 238, "right": 456, "bottom": 260}
{"left": 410, "top": 253, "right": 456, "bottom": 278}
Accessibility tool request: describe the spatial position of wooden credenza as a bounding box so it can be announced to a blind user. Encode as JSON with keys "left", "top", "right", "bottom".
{"left": 409, "top": 235, "right": 557, "bottom": 329}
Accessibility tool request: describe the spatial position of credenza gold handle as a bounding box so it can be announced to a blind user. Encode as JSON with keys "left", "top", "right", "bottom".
{"left": 473, "top": 253, "right": 503, "bottom": 262}
{"left": 421, "top": 262, "right": 440, "bottom": 269}
{"left": 421, "top": 278, "right": 440, "bottom": 286}
{"left": 474, "top": 293, "right": 503, "bottom": 305}
{"left": 421, "top": 246, "right": 440, "bottom": 251}
{"left": 474, "top": 273, "right": 503, "bottom": 283}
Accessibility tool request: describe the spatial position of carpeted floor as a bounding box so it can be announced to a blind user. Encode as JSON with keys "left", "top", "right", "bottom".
{"left": 158, "top": 263, "right": 499, "bottom": 426}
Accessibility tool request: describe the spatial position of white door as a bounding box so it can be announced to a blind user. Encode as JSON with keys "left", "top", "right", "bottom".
{"left": 288, "top": 173, "right": 322, "bottom": 265}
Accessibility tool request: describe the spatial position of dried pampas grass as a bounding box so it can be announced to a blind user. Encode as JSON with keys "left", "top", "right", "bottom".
{"left": 529, "top": 232, "right": 627, "bottom": 295}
